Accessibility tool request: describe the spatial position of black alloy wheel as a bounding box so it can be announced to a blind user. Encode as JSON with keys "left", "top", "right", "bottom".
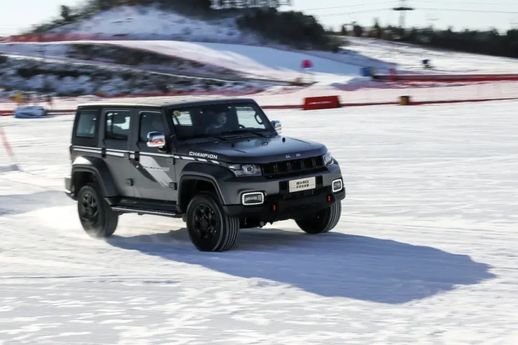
{"left": 77, "top": 183, "right": 118, "bottom": 238}
{"left": 192, "top": 203, "right": 220, "bottom": 243}
{"left": 79, "top": 189, "right": 99, "bottom": 225}
{"left": 186, "top": 192, "right": 239, "bottom": 252}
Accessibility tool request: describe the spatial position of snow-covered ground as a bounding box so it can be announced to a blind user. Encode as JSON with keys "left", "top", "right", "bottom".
{"left": 1, "top": 101, "right": 517, "bottom": 344}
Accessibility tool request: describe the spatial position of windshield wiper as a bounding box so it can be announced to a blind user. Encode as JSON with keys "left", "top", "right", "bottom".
{"left": 184, "top": 134, "right": 231, "bottom": 142}
{"left": 186, "top": 130, "right": 270, "bottom": 142}
{"left": 224, "top": 129, "right": 270, "bottom": 138}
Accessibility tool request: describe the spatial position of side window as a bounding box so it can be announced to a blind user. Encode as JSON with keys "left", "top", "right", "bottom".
{"left": 235, "top": 106, "right": 266, "bottom": 129}
{"left": 171, "top": 110, "right": 195, "bottom": 139}
{"left": 172, "top": 110, "right": 193, "bottom": 126}
{"left": 76, "top": 110, "right": 98, "bottom": 138}
{"left": 139, "top": 112, "right": 165, "bottom": 142}
{"left": 105, "top": 111, "right": 131, "bottom": 141}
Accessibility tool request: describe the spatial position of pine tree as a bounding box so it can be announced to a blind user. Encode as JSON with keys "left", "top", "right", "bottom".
{"left": 60, "top": 5, "right": 72, "bottom": 22}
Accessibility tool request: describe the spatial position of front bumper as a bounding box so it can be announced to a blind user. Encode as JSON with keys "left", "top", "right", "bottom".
{"left": 217, "top": 163, "right": 343, "bottom": 204}
{"left": 64, "top": 177, "right": 74, "bottom": 199}
{"left": 218, "top": 164, "right": 345, "bottom": 222}
{"left": 223, "top": 186, "right": 345, "bottom": 222}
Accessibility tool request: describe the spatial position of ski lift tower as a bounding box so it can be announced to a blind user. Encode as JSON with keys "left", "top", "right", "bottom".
{"left": 393, "top": 0, "right": 414, "bottom": 29}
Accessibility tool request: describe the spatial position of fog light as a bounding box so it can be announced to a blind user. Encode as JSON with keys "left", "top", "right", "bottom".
{"left": 332, "top": 178, "right": 343, "bottom": 193}
{"left": 241, "top": 192, "right": 264, "bottom": 206}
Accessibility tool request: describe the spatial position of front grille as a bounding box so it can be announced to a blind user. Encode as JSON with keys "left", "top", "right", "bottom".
{"left": 262, "top": 156, "right": 325, "bottom": 178}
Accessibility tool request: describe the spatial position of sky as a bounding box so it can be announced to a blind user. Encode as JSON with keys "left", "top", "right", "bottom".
{"left": 290, "top": 0, "right": 518, "bottom": 32}
{"left": 0, "top": 0, "right": 82, "bottom": 35}
{"left": 1, "top": 0, "right": 518, "bottom": 36}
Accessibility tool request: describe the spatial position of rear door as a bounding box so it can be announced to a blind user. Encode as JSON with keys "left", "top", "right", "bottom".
{"left": 130, "top": 109, "right": 176, "bottom": 201}
{"left": 102, "top": 108, "right": 136, "bottom": 198}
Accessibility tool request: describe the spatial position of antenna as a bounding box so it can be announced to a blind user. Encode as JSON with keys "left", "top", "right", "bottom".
{"left": 393, "top": 0, "right": 414, "bottom": 28}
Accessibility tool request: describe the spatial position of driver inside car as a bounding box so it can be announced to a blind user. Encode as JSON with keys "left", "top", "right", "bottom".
{"left": 206, "top": 111, "right": 231, "bottom": 134}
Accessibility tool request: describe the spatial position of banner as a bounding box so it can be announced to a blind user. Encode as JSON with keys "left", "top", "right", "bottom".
{"left": 210, "top": 0, "right": 292, "bottom": 10}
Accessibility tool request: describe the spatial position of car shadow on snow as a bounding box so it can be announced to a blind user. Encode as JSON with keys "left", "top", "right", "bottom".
{"left": 107, "top": 227, "right": 495, "bottom": 304}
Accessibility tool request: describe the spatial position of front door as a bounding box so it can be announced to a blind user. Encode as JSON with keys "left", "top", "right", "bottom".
{"left": 131, "top": 110, "right": 176, "bottom": 201}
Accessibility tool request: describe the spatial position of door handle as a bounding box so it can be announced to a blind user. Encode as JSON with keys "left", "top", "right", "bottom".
{"left": 129, "top": 152, "right": 140, "bottom": 161}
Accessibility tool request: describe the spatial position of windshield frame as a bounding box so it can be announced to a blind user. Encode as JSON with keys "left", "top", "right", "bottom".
{"left": 166, "top": 101, "right": 276, "bottom": 142}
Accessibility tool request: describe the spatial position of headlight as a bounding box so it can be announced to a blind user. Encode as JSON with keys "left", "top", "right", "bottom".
{"left": 323, "top": 152, "right": 335, "bottom": 166}
{"left": 228, "top": 163, "right": 262, "bottom": 177}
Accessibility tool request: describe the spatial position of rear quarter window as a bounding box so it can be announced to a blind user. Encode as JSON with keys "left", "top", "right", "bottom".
{"left": 72, "top": 108, "right": 101, "bottom": 147}
{"left": 76, "top": 110, "right": 98, "bottom": 138}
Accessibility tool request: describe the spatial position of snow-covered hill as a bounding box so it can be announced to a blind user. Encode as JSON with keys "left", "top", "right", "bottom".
{"left": 0, "top": 53, "right": 269, "bottom": 97}
{"left": 0, "top": 39, "right": 366, "bottom": 96}
{"left": 3, "top": 35, "right": 518, "bottom": 98}
{"left": 111, "top": 40, "right": 363, "bottom": 82}
{"left": 48, "top": 5, "right": 258, "bottom": 44}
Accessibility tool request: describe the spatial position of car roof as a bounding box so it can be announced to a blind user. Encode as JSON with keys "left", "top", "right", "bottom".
{"left": 77, "top": 97, "right": 258, "bottom": 109}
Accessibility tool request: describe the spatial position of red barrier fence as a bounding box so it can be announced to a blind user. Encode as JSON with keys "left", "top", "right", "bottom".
{"left": 5, "top": 33, "right": 100, "bottom": 43}
{"left": 374, "top": 74, "right": 518, "bottom": 83}
{"left": 303, "top": 96, "right": 341, "bottom": 110}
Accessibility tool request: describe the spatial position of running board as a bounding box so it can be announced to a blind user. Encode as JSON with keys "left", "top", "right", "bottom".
{"left": 112, "top": 206, "right": 179, "bottom": 218}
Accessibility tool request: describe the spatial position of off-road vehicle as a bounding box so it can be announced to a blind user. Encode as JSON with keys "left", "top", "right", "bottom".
{"left": 65, "top": 99, "right": 345, "bottom": 251}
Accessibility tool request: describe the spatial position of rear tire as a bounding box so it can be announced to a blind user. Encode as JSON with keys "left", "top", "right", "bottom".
{"left": 77, "top": 183, "right": 118, "bottom": 238}
{"left": 295, "top": 202, "right": 341, "bottom": 234}
{"left": 186, "top": 192, "right": 239, "bottom": 251}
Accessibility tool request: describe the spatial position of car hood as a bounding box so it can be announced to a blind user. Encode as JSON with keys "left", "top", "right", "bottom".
{"left": 176, "top": 135, "right": 327, "bottom": 164}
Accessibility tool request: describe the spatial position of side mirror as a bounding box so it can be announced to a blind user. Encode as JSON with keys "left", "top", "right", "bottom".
{"left": 271, "top": 120, "right": 282, "bottom": 134}
{"left": 146, "top": 131, "right": 166, "bottom": 149}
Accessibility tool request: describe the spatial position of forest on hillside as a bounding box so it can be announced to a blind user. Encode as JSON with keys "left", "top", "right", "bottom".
{"left": 342, "top": 22, "right": 518, "bottom": 59}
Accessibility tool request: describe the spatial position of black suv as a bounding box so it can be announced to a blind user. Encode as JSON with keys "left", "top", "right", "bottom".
{"left": 65, "top": 99, "right": 345, "bottom": 251}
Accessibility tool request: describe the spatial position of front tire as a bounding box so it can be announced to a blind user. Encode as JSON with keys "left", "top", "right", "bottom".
{"left": 77, "top": 183, "right": 118, "bottom": 238}
{"left": 186, "top": 192, "right": 239, "bottom": 252}
{"left": 295, "top": 202, "right": 341, "bottom": 234}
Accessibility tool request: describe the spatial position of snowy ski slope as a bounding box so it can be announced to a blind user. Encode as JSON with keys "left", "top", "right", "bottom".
{"left": 345, "top": 37, "right": 518, "bottom": 74}
{"left": 0, "top": 40, "right": 362, "bottom": 84}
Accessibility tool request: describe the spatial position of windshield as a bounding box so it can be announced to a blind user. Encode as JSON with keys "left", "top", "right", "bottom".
{"left": 170, "top": 102, "right": 274, "bottom": 140}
